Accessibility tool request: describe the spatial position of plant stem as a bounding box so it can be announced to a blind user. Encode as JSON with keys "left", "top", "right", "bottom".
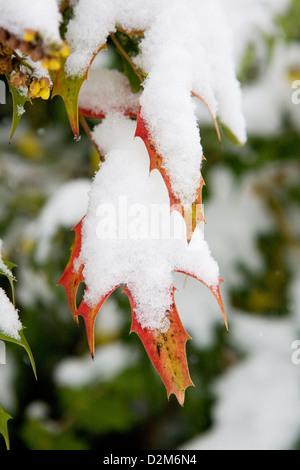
{"left": 13, "top": 50, "right": 34, "bottom": 72}
{"left": 79, "top": 113, "right": 105, "bottom": 162}
{"left": 110, "top": 32, "right": 144, "bottom": 84}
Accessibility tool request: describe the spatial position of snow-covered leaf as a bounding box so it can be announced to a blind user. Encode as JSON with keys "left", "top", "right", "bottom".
{"left": 0, "top": 327, "right": 37, "bottom": 380}
{"left": 135, "top": 109, "right": 205, "bottom": 242}
{"left": 58, "top": 218, "right": 84, "bottom": 321}
{"left": 78, "top": 69, "right": 141, "bottom": 120}
{"left": 0, "top": 242, "right": 37, "bottom": 379}
{"left": 59, "top": 115, "right": 227, "bottom": 405}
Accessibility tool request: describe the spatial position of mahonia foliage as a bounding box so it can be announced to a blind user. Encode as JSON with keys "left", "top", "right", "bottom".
{"left": 0, "top": 249, "right": 36, "bottom": 449}
{"left": 0, "top": 22, "right": 69, "bottom": 140}
{"left": 0, "top": 0, "right": 245, "bottom": 406}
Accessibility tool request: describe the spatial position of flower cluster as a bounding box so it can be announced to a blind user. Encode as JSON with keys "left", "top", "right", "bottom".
{"left": 0, "top": 26, "right": 69, "bottom": 99}
{"left": 28, "top": 77, "right": 51, "bottom": 100}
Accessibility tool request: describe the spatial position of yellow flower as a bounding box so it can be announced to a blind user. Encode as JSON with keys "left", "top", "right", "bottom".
{"left": 28, "top": 77, "right": 51, "bottom": 100}
{"left": 29, "top": 79, "right": 40, "bottom": 97}
{"left": 23, "top": 29, "right": 36, "bottom": 42}
{"left": 42, "top": 57, "right": 61, "bottom": 71}
{"left": 48, "top": 57, "right": 61, "bottom": 71}
{"left": 60, "top": 43, "right": 70, "bottom": 58}
{"left": 39, "top": 86, "right": 50, "bottom": 100}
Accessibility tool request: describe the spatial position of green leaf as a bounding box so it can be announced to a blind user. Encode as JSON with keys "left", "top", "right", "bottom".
{"left": 52, "top": 44, "right": 107, "bottom": 138}
{"left": 7, "top": 79, "right": 32, "bottom": 142}
{"left": 110, "top": 31, "right": 143, "bottom": 93}
{"left": 0, "top": 258, "right": 36, "bottom": 378}
{"left": 0, "top": 328, "right": 37, "bottom": 380}
{"left": 0, "top": 405, "right": 12, "bottom": 450}
{"left": 217, "top": 118, "right": 246, "bottom": 147}
{"left": 52, "top": 65, "right": 86, "bottom": 139}
{"left": 0, "top": 259, "right": 17, "bottom": 306}
{"left": 119, "top": 53, "right": 142, "bottom": 93}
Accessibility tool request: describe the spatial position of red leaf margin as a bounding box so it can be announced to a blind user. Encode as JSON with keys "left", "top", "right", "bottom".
{"left": 135, "top": 109, "right": 206, "bottom": 243}
{"left": 58, "top": 221, "right": 227, "bottom": 405}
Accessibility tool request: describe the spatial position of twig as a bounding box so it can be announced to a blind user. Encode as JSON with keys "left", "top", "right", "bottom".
{"left": 79, "top": 113, "right": 105, "bottom": 162}
{"left": 110, "top": 32, "right": 144, "bottom": 84}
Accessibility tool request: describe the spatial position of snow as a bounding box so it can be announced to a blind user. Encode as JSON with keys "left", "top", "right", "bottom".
{"left": 135, "top": 0, "right": 246, "bottom": 174}
{"left": 16, "top": 105, "right": 25, "bottom": 116}
{"left": 0, "top": 0, "right": 62, "bottom": 46}
{"left": 0, "top": 0, "right": 246, "bottom": 205}
{"left": 65, "top": 0, "right": 246, "bottom": 204}
{"left": 0, "top": 287, "right": 22, "bottom": 340}
{"left": 64, "top": 0, "right": 161, "bottom": 77}
{"left": 78, "top": 69, "right": 141, "bottom": 117}
{"left": 76, "top": 113, "right": 220, "bottom": 333}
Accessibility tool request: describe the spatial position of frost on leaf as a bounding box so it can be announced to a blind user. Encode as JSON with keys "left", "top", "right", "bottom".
{"left": 78, "top": 69, "right": 141, "bottom": 120}
{"left": 57, "top": 0, "right": 246, "bottom": 406}
{"left": 0, "top": 240, "right": 37, "bottom": 380}
{"left": 59, "top": 115, "right": 228, "bottom": 405}
{"left": 135, "top": 109, "right": 206, "bottom": 243}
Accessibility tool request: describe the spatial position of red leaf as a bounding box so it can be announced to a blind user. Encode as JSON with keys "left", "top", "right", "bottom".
{"left": 124, "top": 286, "right": 194, "bottom": 406}
{"left": 57, "top": 218, "right": 84, "bottom": 323}
{"left": 76, "top": 287, "right": 120, "bottom": 358}
{"left": 59, "top": 218, "right": 227, "bottom": 405}
{"left": 79, "top": 107, "right": 138, "bottom": 121}
{"left": 176, "top": 271, "right": 228, "bottom": 332}
{"left": 135, "top": 108, "right": 205, "bottom": 243}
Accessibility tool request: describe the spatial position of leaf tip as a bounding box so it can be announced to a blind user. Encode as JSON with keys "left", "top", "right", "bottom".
{"left": 168, "top": 379, "right": 195, "bottom": 407}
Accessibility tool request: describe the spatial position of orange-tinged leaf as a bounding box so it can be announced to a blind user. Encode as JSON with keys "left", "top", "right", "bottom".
{"left": 52, "top": 66, "right": 87, "bottom": 138}
{"left": 211, "top": 280, "right": 228, "bottom": 331}
{"left": 125, "top": 286, "right": 194, "bottom": 406}
{"left": 59, "top": 193, "right": 227, "bottom": 407}
{"left": 52, "top": 44, "right": 107, "bottom": 138}
{"left": 79, "top": 106, "right": 138, "bottom": 120}
{"left": 57, "top": 218, "right": 84, "bottom": 322}
{"left": 177, "top": 270, "right": 228, "bottom": 331}
{"left": 191, "top": 91, "right": 221, "bottom": 144}
{"left": 135, "top": 109, "right": 205, "bottom": 243}
{"left": 76, "top": 287, "right": 119, "bottom": 358}
{"left": 58, "top": 217, "right": 195, "bottom": 405}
